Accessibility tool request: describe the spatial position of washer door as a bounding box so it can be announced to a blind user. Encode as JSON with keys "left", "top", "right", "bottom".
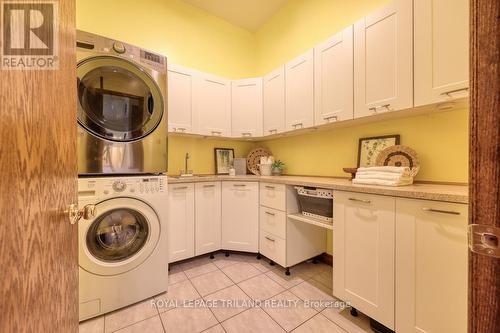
{"left": 79, "top": 198, "right": 160, "bottom": 276}
{"left": 77, "top": 55, "right": 164, "bottom": 142}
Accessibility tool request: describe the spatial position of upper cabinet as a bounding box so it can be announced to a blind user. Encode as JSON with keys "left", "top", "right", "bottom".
{"left": 285, "top": 50, "right": 314, "bottom": 131}
{"left": 231, "top": 78, "right": 263, "bottom": 138}
{"left": 354, "top": 0, "right": 413, "bottom": 118}
{"left": 314, "top": 26, "right": 354, "bottom": 125}
{"left": 414, "top": 0, "right": 469, "bottom": 106}
{"left": 167, "top": 64, "right": 197, "bottom": 134}
{"left": 195, "top": 73, "right": 232, "bottom": 137}
{"left": 263, "top": 66, "right": 286, "bottom": 135}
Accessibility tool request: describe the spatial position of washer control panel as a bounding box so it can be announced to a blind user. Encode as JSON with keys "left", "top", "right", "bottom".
{"left": 79, "top": 176, "right": 167, "bottom": 197}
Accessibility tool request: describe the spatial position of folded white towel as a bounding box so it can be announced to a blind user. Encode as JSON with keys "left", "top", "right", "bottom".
{"left": 355, "top": 173, "right": 412, "bottom": 181}
{"left": 352, "top": 178, "right": 414, "bottom": 187}
{"left": 357, "top": 166, "right": 410, "bottom": 174}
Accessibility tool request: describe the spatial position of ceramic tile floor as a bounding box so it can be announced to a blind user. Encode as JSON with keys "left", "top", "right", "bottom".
{"left": 79, "top": 252, "right": 373, "bottom": 333}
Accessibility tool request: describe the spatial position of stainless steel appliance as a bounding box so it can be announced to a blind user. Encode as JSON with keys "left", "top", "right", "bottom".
{"left": 295, "top": 186, "right": 334, "bottom": 222}
{"left": 77, "top": 31, "right": 168, "bottom": 175}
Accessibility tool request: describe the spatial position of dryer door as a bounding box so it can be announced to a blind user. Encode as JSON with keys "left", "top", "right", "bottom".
{"left": 77, "top": 55, "right": 164, "bottom": 142}
{"left": 79, "top": 197, "right": 161, "bottom": 276}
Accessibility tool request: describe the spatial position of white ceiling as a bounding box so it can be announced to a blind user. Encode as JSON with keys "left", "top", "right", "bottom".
{"left": 181, "top": 0, "right": 289, "bottom": 32}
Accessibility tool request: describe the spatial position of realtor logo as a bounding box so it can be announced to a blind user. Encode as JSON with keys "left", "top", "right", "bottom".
{"left": 1, "top": 0, "right": 59, "bottom": 69}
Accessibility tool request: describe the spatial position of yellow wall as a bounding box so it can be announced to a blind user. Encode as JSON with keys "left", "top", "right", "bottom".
{"left": 76, "top": 0, "right": 256, "bottom": 78}
{"left": 258, "top": 109, "right": 469, "bottom": 183}
{"left": 168, "top": 136, "right": 255, "bottom": 175}
{"left": 255, "top": 0, "right": 390, "bottom": 74}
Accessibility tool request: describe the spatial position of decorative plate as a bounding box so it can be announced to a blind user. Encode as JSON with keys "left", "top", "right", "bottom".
{"left": 246, "top": 148, "right": 272, "bottom": 175}
{"left": 375, "top": 145, "right": 420, "bottom": 177}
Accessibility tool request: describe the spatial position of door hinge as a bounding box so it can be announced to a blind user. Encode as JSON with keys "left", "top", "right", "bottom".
{"left": 468, "top": 224, "right": 500, "bottom": 258}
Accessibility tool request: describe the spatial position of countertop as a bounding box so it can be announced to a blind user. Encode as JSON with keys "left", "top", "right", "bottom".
{"left": 168, "top": 175, "right": 469, "bottom": 204}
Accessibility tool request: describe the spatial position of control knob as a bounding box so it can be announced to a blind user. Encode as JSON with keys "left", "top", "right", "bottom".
{"left": 112, "top": 180, "right": 126, "bottom": 192}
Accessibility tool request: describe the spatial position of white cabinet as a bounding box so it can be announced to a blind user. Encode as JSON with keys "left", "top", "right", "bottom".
{"left": 285, "top": 50, "right": 314, "bottom": 131}
{"left": 333, "top": 191, "right": 395, "bottom": 330}
{"left": 314, "top": 26, "right": 354, "bottom": 125}
{"left": 414, "top": 0, "right": 469, "bottom": 106}
{"left": 263, "top": 66, "right": 286, "bottom": 135}
{"left": 231, "top": 78, "right": 263, "bottom": 138}
{"left": 167, "top": 64, "right": 197, "bottom": 134}
{"left": 395, "top": 198, "right": 468, "bottom": 333}
{"left": 354, "top": 0, "right": 413, "bottom": 118}
{"left": 195, "top": 73, "right": 231, "bottom": 137}
{"left": 195, "top": 182, "right": 222, "bottom": 256}
{"left": 221, "top": 181, "right": 259, "bottom": 252}
{"left": 168, "top": 183, "right": 195, "bottom": 263}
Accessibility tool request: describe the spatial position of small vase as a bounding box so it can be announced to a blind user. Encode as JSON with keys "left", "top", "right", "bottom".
{"left": 271, "top": 167, "right": 282, "bottom": 176}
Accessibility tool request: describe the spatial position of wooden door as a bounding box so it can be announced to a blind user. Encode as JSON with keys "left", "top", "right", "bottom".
{"left": 168, "top": 184, "right": 195, "bottom": 262}
{"left": 285, "top": 49, "right": 314, "bottom": 131}
{"left": 414, "top": 0, "right": 469, "bottom": 106}
{"left": 469, "top": 0, "right": 500, "bottom": 332}
{"left": 354, "top": 0, "right": 413, "bottom": 118}
{"left": 221, "top": 182, "right": 259, "bottom": 252}
{"left": 0, "top": 1, "right": 78, "bottom": 332}
{"left": 231, "top": 78, "right": 263, "bottom": 138}
{"left": 332, "top": 191, "right": 395, "bottom": 330}
{"left": 167, "top": 64, "right": 197, "bottom": 134}
{"left": 263, "top": 65, "right": 286, "bottom": 135}
{"left": 395, "top": 198, "right": 468, "bottom": 333}
{"left": 195, "top": 182, "right": 222, "bottom": 256}
{"left": 314, "top": 26, "right": 354, "bottom": 125}
{"left": 195, "top": 73, "right": 231, "bottom": 137}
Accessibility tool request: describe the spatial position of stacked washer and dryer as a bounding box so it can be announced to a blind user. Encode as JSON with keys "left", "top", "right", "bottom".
{"left": 76, "top": 31, "right": 169, "bottom": 321}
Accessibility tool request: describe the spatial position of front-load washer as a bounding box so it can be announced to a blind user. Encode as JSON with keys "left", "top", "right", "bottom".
{"left": 76, "top": 30, "right": 168, "bottom": 175}
{"left": 78, "top": 175, "right": 168, "bottom": 321}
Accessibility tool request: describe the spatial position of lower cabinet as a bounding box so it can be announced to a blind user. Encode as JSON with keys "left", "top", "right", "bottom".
{"left": 195, "top": 182, "right": 221, "bottom": 256}
{"left": 332, "top": 191, "right": 396, "bottom": 330}
{"left": 395, "top": 198, "right": 468, "bottom": 333}
{"left": 168, "top": 183, "right": 195, "bottom": 263}
{"left": 221, "top": 181, "right": 259, "bottom": 252}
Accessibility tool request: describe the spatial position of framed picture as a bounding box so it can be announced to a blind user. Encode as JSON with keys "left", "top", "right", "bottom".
{"left": 357, "top": 135, "right": 400, "bottom": 167}
{"left": 214, "top": 148, "right": 235, "bottom": 175}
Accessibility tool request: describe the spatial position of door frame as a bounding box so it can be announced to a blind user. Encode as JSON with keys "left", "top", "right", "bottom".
{"left": 469, "top": 1, "right": 500, "bottom": 332}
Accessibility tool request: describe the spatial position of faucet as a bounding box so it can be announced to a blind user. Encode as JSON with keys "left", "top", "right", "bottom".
{"left": 180, "top": 153, "right": 193, "bottom": 177}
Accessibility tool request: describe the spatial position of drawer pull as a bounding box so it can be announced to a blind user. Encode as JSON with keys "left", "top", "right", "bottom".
{"left": 348, "top": 198, "right": 371, "bottom": 204}
{"left": 173, "top": 186, "right": 188, "bottom": 190}
{"left": 422, "top": 207, "right": 461, "bottom": 215}
{"left": 440, "top": 87, "right": 469, "bottom": 97}
{"left": 265, "top": 236, "right": 275, "bottom": 242}
{"left": 265, "top": 211, "right": 276, "bottom": 216}
{"left": 203, "top": 184, "right": 215, "bottom": 188}
{"left": 265, "top": 185, "right": 275, "bottom": 190}
{"left": 323, "top": 115, "right": 338, "bottom": 122}
{"left": 233, "top": 184, "right": 246, "bottom": 187}
{"left": 269, "top": 129, "right": 278, "bottom": 134}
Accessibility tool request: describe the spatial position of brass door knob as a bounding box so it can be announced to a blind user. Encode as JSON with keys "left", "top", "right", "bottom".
{"left": 67, "top": 204, "right": 97, "bottom": 225}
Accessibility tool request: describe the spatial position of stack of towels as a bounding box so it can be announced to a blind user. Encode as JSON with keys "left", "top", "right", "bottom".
{"left": 353, "top": 166, "right": 413, "bottom": 186}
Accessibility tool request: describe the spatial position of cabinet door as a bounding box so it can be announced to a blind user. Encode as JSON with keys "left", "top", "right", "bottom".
{"left": 314, "top": 26, "right": 354, "bottom": 125}
{"left": 195, "top": 73, "right": 231, "bottom": 137}
{"left": 168, "top": 183, "right": 195, "bottom": 263}
{"left": 221, "top": 182, "right": 259, "bottom": 252}
{"left": 395, "top": 198, "right": 468, "bottom": 333}
{"left": 354, "top": 0, "right": 413, "bottom": 118}
{"left": 263, "top": 66, "right": 286, "bottom": 135}
{"left": 167, "top": 64, "right": 196, "bottom": 134}
{"left": 414, "top": 0, "right": 469, "bottom": 106}
{"left": 195, "top": 182, "right": 222, "bottom": 256}
{"left": 231, "top": 78, "right": 263, "bottom": 138}
{"left": 333, "top": 191, "right": 395, "bottom": 329}
{"left": 285, "top": 50, "right": 314, "bottom": 131}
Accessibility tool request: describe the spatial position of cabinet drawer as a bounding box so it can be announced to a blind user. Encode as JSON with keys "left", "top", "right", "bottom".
{"left": 259, "top": 230, "right": 286, "bottom": 267}
{"left": 259, "top": 206, "right": 286, "bottom": 239}
{"left": 260, "top": 182, "right": 286, "bottom": 210}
